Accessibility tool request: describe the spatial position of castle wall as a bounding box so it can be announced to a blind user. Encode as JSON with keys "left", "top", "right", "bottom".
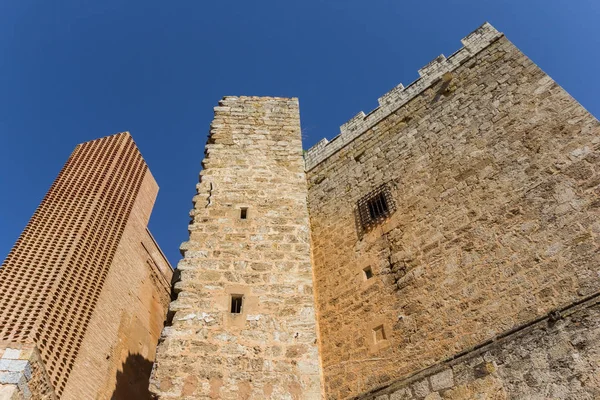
{"left": 357, "top": 297, "right": 600, "bottom": 400}
{"left": 150, "top": 97, "right": 323, "bottom": 399}
{"left": 62, "top": 171, "right": 172, "bottom": 400}
{"left": 306, "top": 31, "right": 600, "bottom": 398}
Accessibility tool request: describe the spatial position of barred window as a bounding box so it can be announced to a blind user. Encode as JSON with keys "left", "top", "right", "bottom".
{"left": 357, "top": 184, "right": 396, "bottom": 231}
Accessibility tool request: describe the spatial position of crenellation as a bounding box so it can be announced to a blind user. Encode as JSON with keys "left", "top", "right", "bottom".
{"left": 304, "top": 22, "right": 503, "bottom": 171}
{"left": 417, "top": 55, "right": 447, "bottom": 78}
{"left": 307, "top": 26, "right": 600, "bottom": 399}
{"left": 340, "top": 111, "right": 367, "bottom": 135}
{"left": 377, "top": 83, "right": 405, "bottom": 107}
{"left": 461, "top": 21, "right": 502, "bottom": 51}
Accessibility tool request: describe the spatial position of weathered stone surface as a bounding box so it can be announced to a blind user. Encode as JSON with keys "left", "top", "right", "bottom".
{"left": 307, "top": 27, "right": 600, "bottom": 399}
{"left": 429, "top": 370, "right": 453, "bottom": 392}
{"left": 150, "top": 97, "right": 323, "bottom": 399}
{"left": 0, "top": 342, "right": 56, "bottom": 400}
{"left": 357, "top": 301, "right": 600, "bottom": 399}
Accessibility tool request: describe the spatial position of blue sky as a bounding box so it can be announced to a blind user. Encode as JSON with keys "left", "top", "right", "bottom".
{"left": 1, "top": 0, "right": 599, "bottom": 267}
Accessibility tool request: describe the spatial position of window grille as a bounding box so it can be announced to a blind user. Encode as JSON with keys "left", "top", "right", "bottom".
{"left": 357, "top": 184, "right": 396, "bottom": 231}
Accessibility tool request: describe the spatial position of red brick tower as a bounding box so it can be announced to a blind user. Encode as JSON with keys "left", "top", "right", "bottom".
{"left": 0, "top": 132, "right": 172, "bottom": 399}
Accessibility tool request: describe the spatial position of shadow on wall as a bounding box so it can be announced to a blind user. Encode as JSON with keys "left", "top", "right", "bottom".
{"left": 111, "top": 353, "right": 154, "bottom": 400}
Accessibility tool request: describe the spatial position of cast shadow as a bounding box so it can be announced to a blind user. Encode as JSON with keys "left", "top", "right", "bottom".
{"left": 111, "top": 353, "right": 154, "bottom": 400}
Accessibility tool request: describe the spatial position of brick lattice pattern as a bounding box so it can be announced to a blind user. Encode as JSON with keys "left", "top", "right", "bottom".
{"left": 0, "top": 133, "right": 148, "bottom": 396}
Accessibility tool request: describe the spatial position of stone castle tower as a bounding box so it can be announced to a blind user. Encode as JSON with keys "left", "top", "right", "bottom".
{"left": 152, "top": 22, "right": 600, "bottom": 399}
{"left": 150, "top": 98, "right": 322, "bottom": 399}
{"left": 0, "top": 132, "right": 172, "bottom": 399}
{"left": 3, "top": 19, "right": 598, "bottom": 400}
{"left": 304, "top": 23, "right": 600, "bottom": 399}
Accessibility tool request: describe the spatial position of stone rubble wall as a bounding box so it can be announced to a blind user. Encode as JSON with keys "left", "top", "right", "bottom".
{"left": 0, "top": 342, "right": 56, "bottom": 400}
{"left": 150, "top": 97, "right": 323, "bottom": 399}
{"left": 306, "top": 31, "right": 600, "bottom": 398}
{"left": 304, "top": 22, "right": 503, "bottom": 171}
{"left": 358, "top": 298, "right": 600, "bottom": 400}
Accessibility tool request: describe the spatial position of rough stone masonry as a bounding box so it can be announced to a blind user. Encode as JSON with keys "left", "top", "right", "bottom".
{"left": 150, "top": 97, "right": 323, "bottom": 399}
{"left": 151, "top": 22, "right": 600, "bottom": 400}
{"left": 306, "top": 23, "right": 600, "bottom": 399}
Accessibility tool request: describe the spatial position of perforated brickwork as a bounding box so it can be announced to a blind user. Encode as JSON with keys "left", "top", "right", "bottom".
{"left": 0, "top": 133, "right": 148, "bottom": 396}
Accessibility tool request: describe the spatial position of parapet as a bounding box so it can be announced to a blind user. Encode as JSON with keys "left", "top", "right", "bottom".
{"left": 304, "top": 22, "right": 503, "bottom": 171}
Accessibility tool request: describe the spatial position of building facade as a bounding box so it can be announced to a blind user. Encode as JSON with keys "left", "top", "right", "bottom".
{"left": 0, "top": 132, "right": 173, "bottom": 399}
{"left": 152, "top": 22, "right": 600, "bottom": 399}
{"left": 305, "top": 23, "right": 600, "bottom": 399}
{"left": 149, "top": 97, "right": 323, "bottom": 399}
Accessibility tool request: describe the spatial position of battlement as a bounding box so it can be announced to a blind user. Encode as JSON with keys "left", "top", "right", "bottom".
{"left": 304, "top": 22, "right": 503, "bottom": 171}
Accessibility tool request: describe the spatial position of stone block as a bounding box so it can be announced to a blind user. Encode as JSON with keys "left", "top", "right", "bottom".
{"left": 390, "top": 387, "right": 413, "bottom": 399}
{"left": 430, "top": 369, "right": 453, "bottom": 391}
{"left": 0, "top": 360, "right": 27, "bottom": 373}
{"left": 0, "top": 372, "right": 21, "bottom": 384}
{"left": 1, "top": 350, "right": 20, "bottom": 360}
{"left": 0, "top": 385, "right": 18, "bottom": 400}
{"left": 412, "top": 379, "right": 430, "bottom": 397}
{"left": 17, "top": 378, "right": 31, "bottom": 400}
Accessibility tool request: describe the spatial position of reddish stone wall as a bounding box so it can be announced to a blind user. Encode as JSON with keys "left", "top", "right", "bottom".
{"left": 306, "top": 35, "right": 600, "bottom": 398}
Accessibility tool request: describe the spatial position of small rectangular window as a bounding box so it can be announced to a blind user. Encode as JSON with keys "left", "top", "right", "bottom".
{"left": 363, "top": 266, "right": 374, "bottom": 280}
{"left": 373, "top": 325, "right": 386, "bottom": 343}
{"left": 231, "top": 295, "right": 243, "bottom": 313}
{"left": 240, "top": 208, "right": 248, "bottom": 220}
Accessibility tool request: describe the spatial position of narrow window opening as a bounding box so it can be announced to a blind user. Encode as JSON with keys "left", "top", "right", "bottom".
{"left": 373, "top": 325, "right": 386, "bottom": 343}
{"left": 363, "top": 266, "right": 374, "bottom": 280}
{"left": 231, "top": 295, "right": 243, "bottom": 314}
{"left": 240, "top": 207, "right": 248, "bottom": 220}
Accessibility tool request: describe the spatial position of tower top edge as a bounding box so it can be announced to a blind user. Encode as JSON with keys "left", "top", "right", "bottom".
{"left": 303, "top": 21, "right": 503, "bottom": 171}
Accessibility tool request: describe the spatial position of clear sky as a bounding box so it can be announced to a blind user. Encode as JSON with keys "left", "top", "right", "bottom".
{"left": 1, "top": 0, "right": 599, "bottom": 267}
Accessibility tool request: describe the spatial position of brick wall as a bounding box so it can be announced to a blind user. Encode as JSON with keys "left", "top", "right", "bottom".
{"left": 150, "top": 96, "right": 323, "bottom": 399}
{"left": 0, "top": 133, "right": 172, "bottom": 399}
{"left": 0, "top": 133, "right": 150, "bottom": 396}
{"left": 62, "top": 171, "right": 172, "bottom": 400}
{"left": 306, "top": 32, "right": 600, "bottom": 398}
